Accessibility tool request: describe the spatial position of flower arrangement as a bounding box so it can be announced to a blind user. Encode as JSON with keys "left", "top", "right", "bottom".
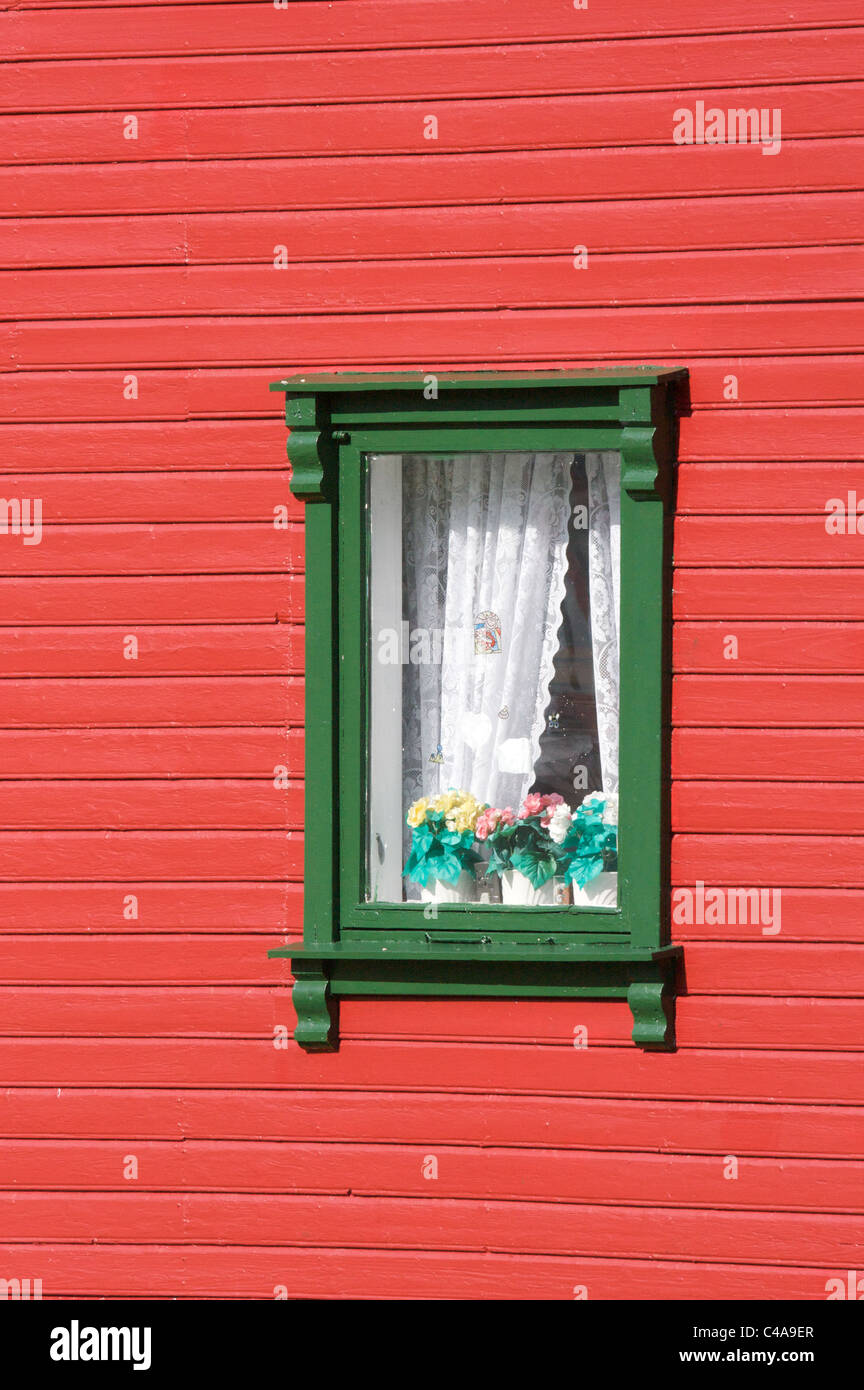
{"left": 403, "top": 789, "right": 486, "bottom": 888}
{"left": 555, "top": 791, "right": 618, "bottom": 887}
{"left": 476, "top": 792, "right": 567, "bottom": 888}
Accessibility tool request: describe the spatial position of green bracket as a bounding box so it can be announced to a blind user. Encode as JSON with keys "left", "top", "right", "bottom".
{"left": 291, "top": 961, "right": 339, "bottom": 1051}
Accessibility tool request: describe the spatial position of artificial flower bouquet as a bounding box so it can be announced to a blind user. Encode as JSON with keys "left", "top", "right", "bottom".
{"left": 476, "top": 792, "right": 568, "bottom": 889}
{"left": 403, "top": 789, "right": 486, "bottom": 889}
{"left": 552, "top": 790, "right": 619, "bottom": 887}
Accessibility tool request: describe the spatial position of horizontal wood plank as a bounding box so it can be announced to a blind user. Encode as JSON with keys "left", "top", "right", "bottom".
{"left": 4, "top": 194, "right": 860, "bottom": 269}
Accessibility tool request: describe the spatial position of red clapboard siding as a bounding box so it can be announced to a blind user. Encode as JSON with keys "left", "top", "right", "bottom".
{"left": 0, "top": 780, "right": 301, "bottom": 830}
{"left": 0, "top": 936, "right": 289, "bottom": 984}
{"left": 0, "top": 728, "right": 302, "bottom": 777}
{"left": 6, "top": 248, "right": 860, "bottom": 319}
{"left": 5, "top": 34, "right": 861, "bottom": 113}
{"left": 674, "top": 675, "right": 864, "bottom": 726}
{"left": 0, "top": 833, "right": 301, "bottom": 880}
{"left": 0, "top": 677, "right": 302, "bottom": 726}
{"left": 674, "top": 569, "right": 864, "bottom": 620}
{"left": 674, "top": 834, "right": 864, "bottom": 886}
{"left": 2, "top": 0, "right": 862, "bottom": 1304}
{"left": 0, "top": 577, "right": 301, "bottom": 625}
{"left": 8, "top": 92, "right": 858, "bottom": 166}
{"left": 674, "top": 727, "right": 864, "bottom": 780}
{"left": 0, "top": 883, "right": 300, "bottom": 931}
{"left": 7, "top": 141, "right": 860, "bottom": 219}
{"left": 2, "top": 990, "right": 863, "bottom": 1052}
{"left": 8, "top": 0, "right": 862, "bottom": 56}
{"left": 11, "top": 308, "right": 864, "bottom": 372}
{"left": 0, "top": 626, "right": 300, "bottom": 675}
{"left": 0, "top": 420, "right": 286, "bottom": 471}
{"left": 3, "top": 85, "right": 859, "bottom": 164}
{"left": 675, "top": 622, "right": 864, "bottom": 672}
{"left": 4, "top": 361, "right": 864, "bottom": 424}
{"left": 676, "top": 516, "right": 864, "bottom": 565}
{"left": 0, "top": 1242, "right": 850, "bottom": 1301}
{"left": 0, "top": 1139, "right": 859, "bottom": 1213}
{"left": 674, "top": 782, "right": 864, "bottom": 835}
{"left": 0, "top": 1038, "right": 860, "bottom": 1105}
{"left": 677, "top": 461, "right": 864, "bottom": 512}
{"left": 3, "top": 193, "right": 861, "bottom": 270}
{"left": 0, "top": 1195, "right": 859, "bottom": 1272}
{"left": 0, "top": 1088, "right": 857, "bottom": 1158}
{"left": 0, "top": 472, "right": 296, "bottom": 522}
{"left": 0, "top": 526, "right": 302, "bottom": 576}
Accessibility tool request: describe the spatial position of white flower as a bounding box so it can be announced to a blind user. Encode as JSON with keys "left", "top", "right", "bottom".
{"left": 602, "top": 792, "right": 619, "bottom": 826}
{"left": 548, "top": 803, "right": 573, "bottom": 844}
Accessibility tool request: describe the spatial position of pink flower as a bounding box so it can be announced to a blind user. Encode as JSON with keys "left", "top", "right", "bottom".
{"left": 500, "top": 807, "right": 515, "bottom": 826}
{"left": 539, "top": 792, "right": 565, "bottom": 825}
{"left": 520, "top": 793, "right": 544, "bottom": 818}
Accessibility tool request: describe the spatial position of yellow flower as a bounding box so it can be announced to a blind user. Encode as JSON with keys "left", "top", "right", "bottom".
{"left": 406, "top": 798, "right": 429, "bottom": 828}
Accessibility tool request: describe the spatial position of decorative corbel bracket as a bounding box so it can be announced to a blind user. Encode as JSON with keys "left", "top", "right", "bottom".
{"left": 283, "top": 392, "right": 339, "bottom": 503}
{"left": 619, "top": 382, "right": 677, "bottom": 502}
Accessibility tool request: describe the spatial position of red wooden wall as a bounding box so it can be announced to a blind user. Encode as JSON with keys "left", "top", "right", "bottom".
{"left": 1, "top": 0, "right": 862, "bottom": 1299}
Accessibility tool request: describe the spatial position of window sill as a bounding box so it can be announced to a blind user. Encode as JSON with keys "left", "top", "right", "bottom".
{"left": 269, "top": 942, "right": 682, "bottom": 1052}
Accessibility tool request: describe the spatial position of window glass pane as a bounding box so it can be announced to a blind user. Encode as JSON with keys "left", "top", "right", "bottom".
{"left": 367, "top": 452, "right": 619, "bottom": 908}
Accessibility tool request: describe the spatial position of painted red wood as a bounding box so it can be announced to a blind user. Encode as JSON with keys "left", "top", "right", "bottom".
{"left": 0, "top": 577, "right": 301, "bottom": 625}
{"left": 675, "top": 623, "right": 864, "bottom": 672}
{"left": 0, "top": 1037, "right": 859, "bottom": 1105}
{"left": 674, "top": 834, "right": 864, "bottom": 886}
{"left": 0, "top": 728, "right": 302, "bottom": 777}
{"left": 0, "top": 1242, "right": 850, "bottom": 1300}
{"left": 3, "top": 193, "right": 860, "bottom": 269}
{"left": 0, "top": 472, "right": 296, "bottom": 521}
{"left": 674, "top": 569, "right": 864, "bottom": 620}
{"left": 1, "top": 990, "right": 861, "bottom": 1052}
{"left": 0, "top": 780, "right": 301, "bottom": 829}
{"left": 674, "top": 675, "right": 864, "bottom": 726}
{"left": 9, "top": 1, "right": 861, "bottom": 56}
{"left": 3, "top": 86, "right": 858, "bottom": 163}
{"left": 6, "top": 34, "right": 860, "bottom": 113}
{"left": 0, "top": 627, "right": 300, "bottom": 675}
{"left": 0, "top": 1139, "right": 859, "bottom": 1212}
{"left": 0, "top": 420, "right": 285, "bottom": 470}
{"left": 7, "top": 140, "right": 859, "bottom": 218}
{"left": 0, "top": 883, "right": 299, "bottom": 931}
{"left": 10, "top": 308, "right": 863, "bottom": 371}
{"left": 0, "top": 834, "right": 300, "bottom": 879}
{"left": 0, "top": 1195, "right": 859, "bottom": 1271}
{"left": 677, "top": 461, "right": 864, "bottom": 512}
{"left": 2, "top": 1087, "right": 860, "bottom": 1158}
{"left": 7, "top": 249, "right": 860, "bottom": 319}
{"left": 0, "top": 526, "right": 302, "bottom": 576}
{"left": 0, "top": 677, "right": 302, "bottom": 726}
{"left": 3, "top": 361, "right": 862, "bottom": 424}
{"left": 1, "top": 0, "right": 861, "bottom": 1302}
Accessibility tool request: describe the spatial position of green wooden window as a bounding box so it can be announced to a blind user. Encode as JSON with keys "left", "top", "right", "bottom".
{"left": 269, "top": 369, "right": 686, "bottom": 1049}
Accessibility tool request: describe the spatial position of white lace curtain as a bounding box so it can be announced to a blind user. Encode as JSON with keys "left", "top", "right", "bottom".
{"left": 401, "top": 451, "right": 575, "bottom": 813}
{"left": 585, "top": 451, "right": 621, "bottom": 796}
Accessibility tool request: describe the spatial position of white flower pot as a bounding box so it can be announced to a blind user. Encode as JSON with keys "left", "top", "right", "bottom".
{"left": 501, "top": 870, "right": 557, "bottom": 906}
{"left": 570, "top": 870, "right": 618, "bottom": 908}
{"left": 420, "top": 871, "right": 477, "bottom": 904}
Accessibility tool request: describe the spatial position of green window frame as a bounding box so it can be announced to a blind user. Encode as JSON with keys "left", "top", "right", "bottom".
{"left": 269, "top": 369, "right": 687, "bottom": 1050}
